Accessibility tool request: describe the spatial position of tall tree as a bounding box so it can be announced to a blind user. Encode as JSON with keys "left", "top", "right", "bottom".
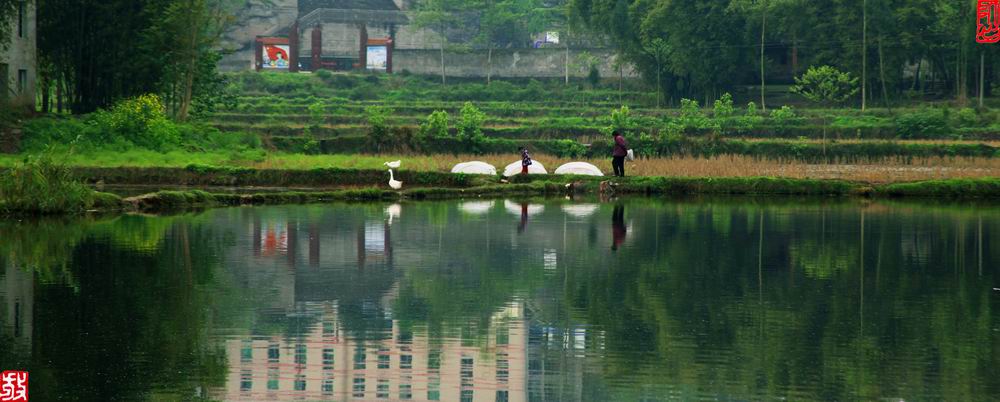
{"left": 146, "top": 0, "right": 237, "bottom": 120}
{"left": 413, "top": 0, "right": 469, "bottom": 85}
{"left": 475, "top": 0, "right": 547, "bottom": 85}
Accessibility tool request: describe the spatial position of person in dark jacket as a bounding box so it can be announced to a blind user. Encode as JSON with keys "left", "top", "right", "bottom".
{"left": 520, "top": 147, "right": 532, "bottom": 175}
{"left": 611, "top": 130, "right": 628, "bottom": 177}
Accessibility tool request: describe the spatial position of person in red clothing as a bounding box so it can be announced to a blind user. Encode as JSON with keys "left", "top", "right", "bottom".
{"left": 520, "top": 147, "right": 532, "bottom": 175}
{"left": 611, "top": 130, "right": 628, "bottom": 177}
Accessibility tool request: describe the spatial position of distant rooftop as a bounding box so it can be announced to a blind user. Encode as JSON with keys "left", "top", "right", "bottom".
{"left": 299, "top": 0, "right": 400, "bottom": 16}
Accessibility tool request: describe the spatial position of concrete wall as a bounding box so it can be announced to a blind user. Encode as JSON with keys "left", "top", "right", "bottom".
{"left": 219, "top": 0, "right": 299, "bottom": 71}
{"left": 1, "top": 0, "right": 37, "bottom": 109}
{"left": 394, "top": 48, "right": 638, "bottom": 79}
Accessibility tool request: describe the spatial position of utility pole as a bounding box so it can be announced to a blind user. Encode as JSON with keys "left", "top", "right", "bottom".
{"left": 861, "top": 0, "right": 867, "bottom": 111}
{"left": 979, "top": 51, "right": 985, "bottom": 108}
{"left": 760, "top": 0, "right": 767, "bottom": 112}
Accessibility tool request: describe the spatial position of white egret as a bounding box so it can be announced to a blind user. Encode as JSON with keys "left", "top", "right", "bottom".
{"left": 388, "top": 169, "right": 403, "bottom": 190}
{"left": 452, "top": 161, "right": 497, "bottom": 175}
{"left": 555, "top": 162, "right": 604, "bottom": 176}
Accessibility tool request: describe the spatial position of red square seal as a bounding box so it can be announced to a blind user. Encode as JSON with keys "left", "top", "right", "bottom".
{"left": 978, "top": 0, "right": 1000, "bottom": 43}
{"left": 0, "top": 371, "right": 27, "bottom": 402}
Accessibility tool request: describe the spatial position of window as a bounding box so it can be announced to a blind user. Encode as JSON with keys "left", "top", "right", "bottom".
{"left": 496, "top": 390, "right": 509, "bottom": 402}
{"left": 17, "top": 1, "right": 24, "bottom": 38}
{"left": 427, "top": 382, "right": 440, "bottom": 401}
{"left": 400, "top": 354, "right": 413, "bottom": 370}
{"left": 354, "top": 346, "right": 367, "bottom": 370}
{"left": 322, "top": 379, "right": 334, "bottom": 395}
{"left": 322, "top": 348, "right": 335, "bottom": 370}
{"left": 17, "top": 70, "right": 27, "bottom": 94}
{"left": 294, "top": 374, "right": 306, "bottom": 391}
{"left": 378, "top": 349, "right": 390, "bottom": 369}
{"left": 461, "top": 390, "right": 474, "bottom": 402}
{"left": 496, "top": 326, "right": 509, "bottom": 345}
{"left": 399, "top": 383, "right": 412, "bottom": 400}
{"left": 267, "top": 369, "right": 279, "bottom": 390}
{"left": 240, "top": 370, "right": 252, "bottom": 391}
{"left": 268, "top": 343, "right": 280, "bottom": 362}
{"left": 377, "top": 379, "right": 389, "bottom": 399}
{"left": 294, "top": 344, "right": 307, "bottom": 365}
{"left": 241, "top": 342, "right": 253, "bottom": 363}
{"left": 428, "top": 351, "right": 441, "bottom": 371}
{"left": 352, "top": 377, "right": 366, "bottom": 398}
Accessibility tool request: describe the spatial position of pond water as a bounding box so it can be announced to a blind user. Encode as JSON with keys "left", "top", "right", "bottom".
{"left": 1, "top": 198, "right": 998, "bottom": 401}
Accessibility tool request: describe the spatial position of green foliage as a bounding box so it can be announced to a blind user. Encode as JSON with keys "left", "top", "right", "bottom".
{"left": 91, "top": 94, "right": 181, "bottom": 150}
{"left": 307, "top": 101, "right": 326, "bottom": 126}
{"left": 739, "top": 102, "right": 763, "bottom": 130}
{"left": 791, "top": 66, "right": 860, "bottom": 106}
{"left": 895, "top": 109, "right": 949, "bottom": 139}
{"left": 365, "top": 106, "right": 393, "bottom": 151}
{"left": 418, "top": 110, "right": 450, "bottom": 145}
{"left": 713, "top": 93, "right": 735, "bottom": 118}
{"left": 609, "top": 105, "right": 635, "bottom": 134}
{"left": 676, "top": 98, "right": 718, "bottom": 133}
{"left": 457, "top": 102, "right": 486, "bottom": 141}
{"left": 0, "top": 153, "right": 95, "bottom": 214}
{"left": 770, "top": 105, "right": 797, "bottom": 125}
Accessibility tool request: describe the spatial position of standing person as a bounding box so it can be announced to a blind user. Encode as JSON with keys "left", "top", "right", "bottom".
{"left": 520, "top": 147, "right": 533, "bottom": 175}
{"left": 612, "top": 130, "right": 628, "bottom": 177}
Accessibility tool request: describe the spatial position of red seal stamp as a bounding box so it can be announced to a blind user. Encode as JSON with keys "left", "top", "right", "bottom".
{"left": 978, "top": 0, "right": 1000, "bottom": 43}
{"left": 0, "top": 371, "right": 27, "bottom": 402}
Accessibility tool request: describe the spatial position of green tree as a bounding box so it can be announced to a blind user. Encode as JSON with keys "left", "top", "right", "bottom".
{"left": 413, "top": 0, "right": 470, "bottom": 85}
{"left": 475, "top": 0, "right": 547, "bottom": 84}
{"left": 791, "top": 65, "right": 860, "bottom": 106}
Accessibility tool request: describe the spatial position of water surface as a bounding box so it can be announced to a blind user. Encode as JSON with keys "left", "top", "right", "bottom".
{"left": 1, "top": 197, "right": 998, "bottom": 401}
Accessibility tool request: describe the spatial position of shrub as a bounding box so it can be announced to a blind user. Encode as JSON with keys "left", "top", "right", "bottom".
{"left": 365, "top": 106, "right": 393, "bottom": 151}
{"left": 678, "top": 98, "right": 717, "bottom": 133}
{"left": 457, "top": 102, "right": 486, "bottom": 141}
{"left": 608, "top": 105, "right": 635, "bottom": 135}
{"left": 90, "top": 94, "right": 180, "bottom": 150}
{"left": 791, "top": 65, "right": 860, "bottom": 106}
{"left": 0, "top": 154, "right": 95, "bottom": 214}
{"left": 896, "top": 109, "right": 949, "bottom": 139}
{"left": 770, "top": 106, "right": 797, "bottom": 125}
{"left": 738, "top": 102, "right": 763, "bottom": 130}
{"left": 418, "top": 110, "right": 450, "bottom": 143}
{"left": 307, "top": 101, "right": 326, "bottom": 126}
{"left": 955, "top": 107, "right": 978, "bottom": 127}
{"left": 713, "top": 93, "right": 735, "bottom": 118}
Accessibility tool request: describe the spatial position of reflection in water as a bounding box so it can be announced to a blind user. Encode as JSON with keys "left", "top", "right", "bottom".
{"left": 0, "top": 199, "right": 998, "bottom": 401}
{"left": 611, "top": 204, "right": 626, "bottom": 251}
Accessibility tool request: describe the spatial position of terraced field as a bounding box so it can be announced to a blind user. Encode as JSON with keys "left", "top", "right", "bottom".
{"left": 202, "top": 72, "right": 1000, "bottom": 162}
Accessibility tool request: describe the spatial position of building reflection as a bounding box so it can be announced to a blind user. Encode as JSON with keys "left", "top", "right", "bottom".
{"left": 0, "top": 259, "right": 33, "bottom": 351}
{"left": 218, "top": 301, "right": 527, "bottom": 402}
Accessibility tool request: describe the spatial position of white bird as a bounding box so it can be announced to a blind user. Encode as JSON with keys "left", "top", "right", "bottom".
{"left": 388, "top": 169, "right": 403, "bottom": 190}
{"left": 385, "top": 203, "right": 402, "bottom": 225}
{"left": 384, "top": 160, "right": 402, "bottom": 169}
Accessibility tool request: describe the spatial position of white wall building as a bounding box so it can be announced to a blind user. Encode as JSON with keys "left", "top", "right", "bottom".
{"left": 1, "top": 0, "right": 37, "bottom": 109}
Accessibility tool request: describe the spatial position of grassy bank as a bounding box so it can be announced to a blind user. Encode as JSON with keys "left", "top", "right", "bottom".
{"left": 101, "top": 176, "right": 1000, "bottom": 213}
{"left": 4, "top": 150, "right": 996, "bottom": 184}
{"left": 5, "top": 164, "right": 997, "bottom": 215}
